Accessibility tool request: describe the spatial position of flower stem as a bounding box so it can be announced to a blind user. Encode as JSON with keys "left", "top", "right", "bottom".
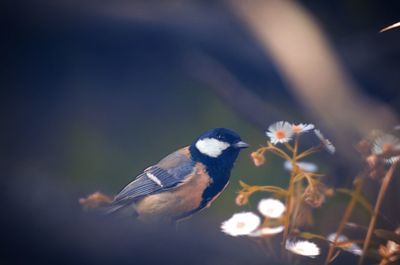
{"left": 284, "top": 142, "right": 294, "bottom": 152}
{"left": 324, "top": 178, "right": 364, "bottom": 265}
{"left": 281, "top": 138, "right": 299, "bottom": 257}
{"left": 358, "top": 162, "right": 399, "bottom": 265}
{"left": 264, "top": 238, "right": 277, "bottom": 260}
{"left": 282, "top": 174, "right": 295, "bottom": 252}
{"left": 378, "top": 258, "right": 389, "bottom": 265}
{"left": 289, "top": 183, "right": 303, "bottom": 234}
{"left": 296, "top": 145, "right": 322, "bottom": 160}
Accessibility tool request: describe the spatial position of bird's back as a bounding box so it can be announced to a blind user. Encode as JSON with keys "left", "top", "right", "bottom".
{"left": 106, "top": 147, "right": 201, "bottom": 220}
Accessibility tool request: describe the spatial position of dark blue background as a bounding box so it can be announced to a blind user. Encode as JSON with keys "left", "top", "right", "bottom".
{"left": 1, "top": 1, "right": 399, "bottom": 264}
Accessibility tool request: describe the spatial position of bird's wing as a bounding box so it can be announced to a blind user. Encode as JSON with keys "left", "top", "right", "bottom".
{"left": 112, "top": 147, "right": 195, "bottom": 205}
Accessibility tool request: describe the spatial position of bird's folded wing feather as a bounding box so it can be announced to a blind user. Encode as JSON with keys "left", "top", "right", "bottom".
{"left": 112, "top": 148, "right": 195, "bottom": 205}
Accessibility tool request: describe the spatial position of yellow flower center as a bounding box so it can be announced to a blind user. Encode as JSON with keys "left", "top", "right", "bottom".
{"left": 292, "top": 125, "right": 302, "bottom": 133}
{"left": 275, "top": 130, "right": 286, "bottom": 139}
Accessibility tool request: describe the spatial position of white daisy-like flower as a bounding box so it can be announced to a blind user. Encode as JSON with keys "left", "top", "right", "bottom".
{"left": 348, "top": 245, "right": 363, "bottom": 256}
{"left": 291, "top": 123, "right": 315, "bottom": 134}
{"left": 387, "top": 240, "right": 400, "bottom": 255}
{"left": 372, "top": 134, "right": 400, "bottom": 164}
{"left": 283, "top": 160, "right": 318, "bottom": 173}
{"left": 285, "top": 240, "right": 320, "bottom": 258}
{"left": 314, "top": 129, "right": 336, "bottom": 154}
{"left": 248, "top": 226, "right": 284, "bottom": 237}
{"left": 221, "top": 212, "right": 261, "bottom": 237}
{"left": 385, "top": 156, "right": 400, "bottom": 165}
{"left": 258, "top": 198, "right": 286, "bottom": 218}
{"left": 372, "top": 134, "right": 400, "bottom": 154}
{"left": 266, "top": 121, "right": 294, "bottom": 144}
{"left": 327, "top": 233, "right": 363, "bottom": 256}
{"left": 327, "top": 233, "right": 348, "bottom": 243}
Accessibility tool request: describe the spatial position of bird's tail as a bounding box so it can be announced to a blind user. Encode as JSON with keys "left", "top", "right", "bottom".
{"left": 100, "top": 201, "right": 140, "bottom": 219}
{"left": 79, "top": 191, "right": 138, "bottom": 218}
{"left": 79, "top": 191, "right": 113, "bottom": 210}
{"left": 101, "top": 203, "right": 127, "bottom": 215}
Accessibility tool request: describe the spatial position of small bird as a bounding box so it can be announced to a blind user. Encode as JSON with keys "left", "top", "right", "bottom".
{"left": 106, "top": 128, "right": 249, "bottom": 223}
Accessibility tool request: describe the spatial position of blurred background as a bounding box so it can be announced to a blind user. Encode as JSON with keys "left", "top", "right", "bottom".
{"left": 1, "top": 1, "right": 400, "bottom": 264}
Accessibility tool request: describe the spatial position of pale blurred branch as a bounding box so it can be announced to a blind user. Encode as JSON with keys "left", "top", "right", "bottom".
{"left": 380, "top": 22, "right": 400, "bottom": 33}
{"left": 229, "top": 0, "right": 398, "bottom": 152}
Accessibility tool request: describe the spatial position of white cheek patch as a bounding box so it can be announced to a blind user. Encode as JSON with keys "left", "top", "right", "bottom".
{"left": 195, "top": 138, "right": 230, "bottom": 158}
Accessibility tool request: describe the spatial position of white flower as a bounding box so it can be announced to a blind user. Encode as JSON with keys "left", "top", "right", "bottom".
{"left": 291, "top": 123, "right": 315, "bottom": 134}
{"left": 327, "top": 233, "right": 362, "bottom": 256}
{"left": 314, "top": 129, "right": 335, "bottom": 154}
{"left": 258, "top": 198, "right": 286, "bottom": 218}
{"left": 283, "top": 160, "right": 318, "bottom": 173}
{"left": 385, "top": 156, "right": 400, "bottom": 165}
{"left": 348, "top": 245, "right": 363, "bottom": 256}
{"left": 285, "top": 240, "right": 320, "bottom": 258}
{"left": 327, "top": 233, "right": 348, "bottom": 243}
{"left": 372, "top": 134, "right": 400, "bottom": 164}
{"left": 266, "top": 121, "right": 294, "bottom": 144}
{"left": 221, "top": 212, "right": 261, "bottom": 236}
{"left": 249, "top": 226, "right": 284, "bottom": 237}
{"left": 372, "top": 134, "right": 400, "bottom": 154}
{"left": 387, "top": 240, "right": 400, "bottom": 255}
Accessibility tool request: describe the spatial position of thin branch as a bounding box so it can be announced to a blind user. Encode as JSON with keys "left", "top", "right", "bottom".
{"left": 358, "top": 162, "right": 399, "bottom": 265}
{"left": 324, "top": 178, "right": 364, "bottom": 265}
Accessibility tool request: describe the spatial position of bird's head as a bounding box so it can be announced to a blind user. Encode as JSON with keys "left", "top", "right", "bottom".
{"left": 189, "top": 128, "right": 249, "bottom": 172}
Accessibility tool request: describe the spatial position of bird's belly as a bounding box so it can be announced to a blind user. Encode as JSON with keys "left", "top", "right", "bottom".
{"left": 135, "top": 171, "right": 211, "bottom": 222}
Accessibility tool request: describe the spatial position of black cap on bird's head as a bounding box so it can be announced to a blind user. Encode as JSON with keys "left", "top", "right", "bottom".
{"left": 189, "top": 128, "right": 249, "bottom": 172}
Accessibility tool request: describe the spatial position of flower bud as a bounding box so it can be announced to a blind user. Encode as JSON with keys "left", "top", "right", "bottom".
{"left": 251, "top": 152, "right": 265, "bottom": 167}
{"left": 235, "top": 193, "right": 249, "bottom": 206}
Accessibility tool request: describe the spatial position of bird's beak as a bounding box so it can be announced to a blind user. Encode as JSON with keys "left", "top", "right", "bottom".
{"left": 234, "top": 141, "right": 250, "bottom": 149}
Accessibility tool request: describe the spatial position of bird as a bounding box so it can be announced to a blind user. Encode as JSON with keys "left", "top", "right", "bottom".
{"left": 106, "top": 128, "right": 249, "bottom": 223}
